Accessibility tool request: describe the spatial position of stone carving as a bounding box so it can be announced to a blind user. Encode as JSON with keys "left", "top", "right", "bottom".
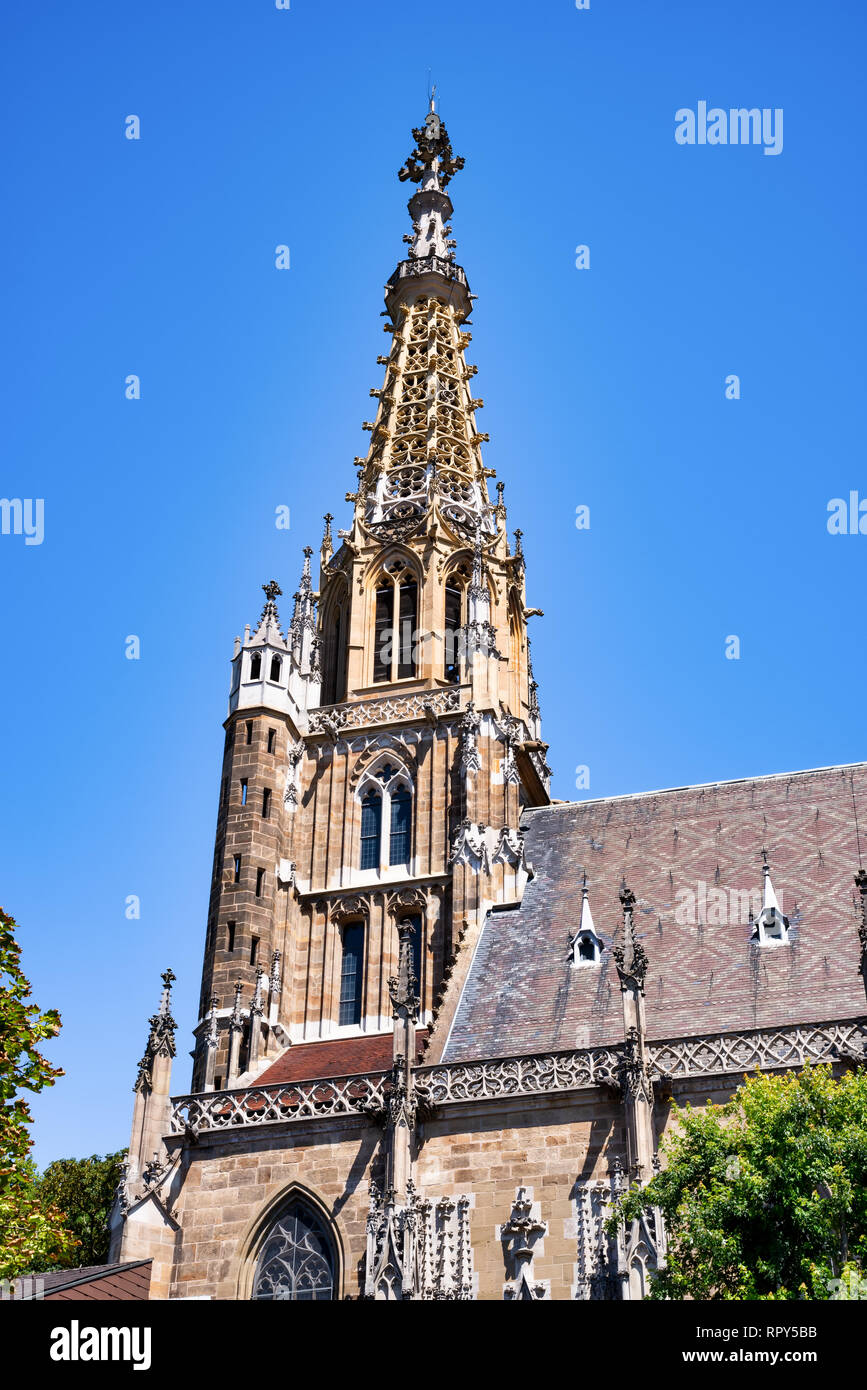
{"left": 134, "top": 969, "right": 176, "bottom": 1092}
{"left": 459, "top": 702, "right": 481, "bottom": 774}
{"left": 648, "top": 1017, "right": 867, "bottom": 1078}
{"left": 572, "top": 1178, "right": 622, "bottom": 1300}
{"left": 168, "top": 1018, "right": 867, "bottom": 1136}
{"left": 449, "top": 819, "right": 491, "bottom": 873}
{"left": 497, "top": 713, "right": 521, "bottom": 786}
{"left": 170, "top": 1071, "right": 389, "bottom": 1134}
{"left": 613, "top": 886, "right": 650, "bottom": 994}
{"left": 310, "top": 686, "right": 459, "bottom": 736}
{"left": 329, "top": 895, "right": 370, "bottom": 924}
{"left": 499, "top": 1187, "right": 549, "bottom": 1300}
{"left": 283, "top": 738, "right": 304, "bottom": 810}
{"left": 364, "top": 1182, "right": 474, "bottom": 1301}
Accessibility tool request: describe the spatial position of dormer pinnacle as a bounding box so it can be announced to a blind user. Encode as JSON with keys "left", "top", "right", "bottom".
{"left": 569, "top": 875, "right": 603, "bottom": 967}
{"left": 251, "top": 580, "right": 285, "bottom": 647}
{"left": 752, "top": 849, "right": 790, "bottom": 945}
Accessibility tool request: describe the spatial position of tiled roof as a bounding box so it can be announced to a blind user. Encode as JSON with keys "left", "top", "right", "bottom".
{"left": 256, "top": 1029, "right": 428, "bottom": 1084}
{"left": 13, "top": 1261, "right": 152, "bottom": 1300}
{"left": 443, "top": 763, "right": 867, "bottom": 1062}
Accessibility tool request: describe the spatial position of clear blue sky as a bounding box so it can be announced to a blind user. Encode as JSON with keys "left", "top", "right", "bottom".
{"left": 3, "top": 0, "right": 865, "bottom": 1165}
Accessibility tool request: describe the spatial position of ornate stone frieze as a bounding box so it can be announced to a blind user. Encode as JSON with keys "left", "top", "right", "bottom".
{"left": 648, "top": 1017, "right": 867, "bottom": 1077}
{"left": 309, "top": 686, "right": 460, "bottom": 737}
{"left": 168, "top": 1018, "right": 867, "bottom": 1136}
{"left": 170, "top": 1071, "right": 388, "bottom": 1134}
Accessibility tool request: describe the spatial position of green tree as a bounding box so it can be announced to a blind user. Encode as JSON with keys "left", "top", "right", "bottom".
{"left": 0, "top": 907, "right": 78, "bottom": 1280}
{"left": 33, "top": 1150, "right": 127, "bottom": 1270}
{"left": 610, "top": 1065, "right": 867, "bottom": 1300}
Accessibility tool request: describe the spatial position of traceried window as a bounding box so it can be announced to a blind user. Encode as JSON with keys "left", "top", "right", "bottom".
{"left": 252, "top": 1201, "right": 336, "bottom": 1301}
{"left": 339, "top": 923, "right": 365, "bottom": 1026}
{"left": 444, "top": 561, "right": 470, "bottom": 682}
{"left": 389, "top": 786, "right": 412, "bottom": 865}
{"left": 360, "top": 790, "right": 382, "bottom": 870}
{"left": 358, "top": 764, "right": 413, "bottom": 873}
{"left": 372, "top": 560, "right": 418, "bottom": 683}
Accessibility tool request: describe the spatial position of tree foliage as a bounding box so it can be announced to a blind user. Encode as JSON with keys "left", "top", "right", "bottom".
{"left": 32, "top": 1151, "right": 127, "bottom": 1270}
{"left": 0, "top": 907, "right": 78, "bottom": 1280}
{"left": 612, "top": 1065, "right": 867, "bottom": 1300}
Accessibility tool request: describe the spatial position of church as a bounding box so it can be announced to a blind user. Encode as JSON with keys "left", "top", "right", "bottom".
{"left": 108, "top": 103, "right": 867, "bottom": 1301}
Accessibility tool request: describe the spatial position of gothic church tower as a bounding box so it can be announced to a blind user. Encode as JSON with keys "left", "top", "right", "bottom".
{"left": 190, "top": 101, "right": 549, "bottom": 1095}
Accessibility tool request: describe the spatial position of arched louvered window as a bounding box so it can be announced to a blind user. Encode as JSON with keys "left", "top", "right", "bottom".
{"left": 339, "top": 923, "right": 365, "bottom": 1026}
{"left": 389, "top": 787, "right": 412, "bottom": 866}
{"left": 252, "top": 1200, "right": 336, "bottom": 1301}
{"left": 373, "top": 560, "right": 418, "bottom": 683}
{"left": 360, "top": 790, "right": 382, "bottom": 870}
{"left": 444, "top": 562, "right": 470, "bottom": 682}
{"left": 322, "top": 588, "right": 348, "bottom": 705}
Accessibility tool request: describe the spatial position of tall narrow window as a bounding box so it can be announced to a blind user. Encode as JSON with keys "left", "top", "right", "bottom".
{"left": 233, "top": 856, "right": 242, "bottom": 883}
{"left": 250, "top": 653, "right": 262, "bottom": 680}
{"left": 226, "top": 921, "right": 236, "bottom": 952}
{"left": 373, "top": 586, "right": 392, "bottom": 683}
{"left": 339, "top": 923, "right": 365, "bottom": 1026}
{"left": 262, "top": 788, "right": 271, "bottom": 818}
{"left": 360, "top": 790, "right": 382, "bottom": 870}
{"left": 241, "top": 779, "right": 248, "bottom": 806}
{"left": 389, "top": 786, "right": 412, "bottom": 866}
{"left": 267, "top": 728, "right": 276, "bottom": 754}
{"left": 256, "top": 867, "right": 265, "bottom": 897}
{"left": 373, "top": 564, "right": 418, "bottom": 683}
{"left": 397, "top": 581, "right": 417, "bottom": 678}
{"left": 322, "top": 593, "right": 348, "bottom": 705}
{"left": 246, "top": 721, "right": 253, "bottom": 745}
{"left": 269, "top": 655, "right": 282, "bottom": 682}
{"left": 250, "top": 935, "right": 259, "bottom": 966}
{"left": 444, "top": 582, "right": 463, "bottom": 682}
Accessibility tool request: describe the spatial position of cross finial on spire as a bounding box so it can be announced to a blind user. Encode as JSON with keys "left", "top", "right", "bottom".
{"left": 262, "top": 580, "right": 282, "bottom": 604}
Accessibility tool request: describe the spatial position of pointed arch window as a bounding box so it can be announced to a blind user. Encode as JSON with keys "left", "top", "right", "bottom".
{"left": 250, "top": 652, "right": 262, "bottom": 680}
{"left": 252, "top": 1200, "right": 336, "bottom": 1301}
{"left": 373, "top": 560, "right": 418, "bottom": 683}
{"left": 360, "top": 790, "right": 382, "bottom": 870}
{"left": 269, "top": 655, "right": 282, "bottom": 682}
{"left": 322, "top": 585, "right": 348, "bottom": 705}
{"left": 389, "top": 787, "right": 412, "bottom": 865}
{"left": 339, "top": 922, "right": 365, "bottom": 1026}
{"left": 444, "top": 562, "right": 471, "bottom": 682}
